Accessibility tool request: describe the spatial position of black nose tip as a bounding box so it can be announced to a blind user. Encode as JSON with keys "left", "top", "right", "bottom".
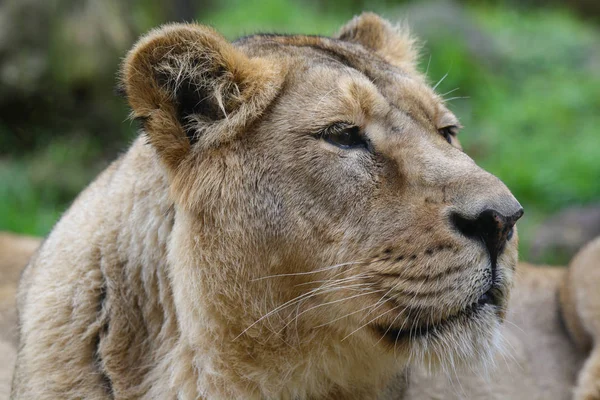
{"left": 452, "top": 208, "right": 524, "bottom": 261}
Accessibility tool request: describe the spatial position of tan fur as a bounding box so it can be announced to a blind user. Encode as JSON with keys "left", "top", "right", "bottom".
{"left": 4, "top": 243, "right": 599, "bottom": 399}
{"left": 560, "top": 237, "right": 600, "bottom": 400}
{"left": 9, "top": 13, "right": 593, "bottom": 400}
{"left": 336, "top": 13, "right": 420, "bottom": 75}
{"left": 0, "top": 233, "right": 40, "bottom": 399}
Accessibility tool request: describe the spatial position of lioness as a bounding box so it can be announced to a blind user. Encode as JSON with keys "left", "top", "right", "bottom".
{"left": 10, "top": 13, "right": 600, "bottom": 400}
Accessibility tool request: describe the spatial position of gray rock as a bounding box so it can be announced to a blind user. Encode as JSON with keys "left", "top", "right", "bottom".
{"left": 530, "top": 204, "right": 600, "bottom": 264}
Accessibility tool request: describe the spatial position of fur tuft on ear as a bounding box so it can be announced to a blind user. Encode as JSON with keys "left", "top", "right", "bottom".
{"left": 337, "top": 13, "right": 419, "bottom": 74}
{"left": 120, "top": 23, "right": 284, "bottom": 170}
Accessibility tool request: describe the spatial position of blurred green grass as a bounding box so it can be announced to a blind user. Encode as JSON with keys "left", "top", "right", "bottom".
{"left": 0, "top": 136, "right": 109, "bottom": 234}
{"left": 1, "top": 0, "right": 598, "bottom": 262}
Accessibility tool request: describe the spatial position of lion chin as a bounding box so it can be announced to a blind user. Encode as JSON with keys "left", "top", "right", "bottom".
{"left": 14, "top": 12, "right": 600, "bottom": 400}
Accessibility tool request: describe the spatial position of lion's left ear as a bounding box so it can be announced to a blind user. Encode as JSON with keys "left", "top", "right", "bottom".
{"left": 337, "top": 13, "right": 419, "bottom": 73}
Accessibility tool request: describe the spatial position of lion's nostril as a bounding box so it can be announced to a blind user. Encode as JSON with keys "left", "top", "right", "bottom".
{"left": 451, "top": 213, "right": 479, "bottom": 239}
{"left": 451, "top": 207, "right": 523, "bottom": 263}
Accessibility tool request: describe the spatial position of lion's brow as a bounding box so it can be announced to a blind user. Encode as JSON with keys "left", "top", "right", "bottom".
{"left": 238, "top": 34, "right": 437, "bottom": 126}
{"left": 237, "top": 33, "right": 405, "bottom": 80}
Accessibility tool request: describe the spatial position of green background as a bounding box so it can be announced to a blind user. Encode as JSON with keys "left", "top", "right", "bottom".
{"left": 1, "top": 0, "right": 599, "bottom": 263}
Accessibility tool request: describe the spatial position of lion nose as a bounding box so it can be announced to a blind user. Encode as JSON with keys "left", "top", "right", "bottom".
{"left": 452, "top": 208, "right": 524, "bottom": 261}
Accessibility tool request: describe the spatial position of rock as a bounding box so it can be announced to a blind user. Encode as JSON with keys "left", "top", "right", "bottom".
{"left": 530, "top": 204, "right": 600, "bottom": 264}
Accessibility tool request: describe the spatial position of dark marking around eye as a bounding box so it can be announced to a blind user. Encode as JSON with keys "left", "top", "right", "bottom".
{"left": 438, "top": 126, "right": 458, "bottom": 144}
{"left": 320, "top": 123, "right": 367, "bottom": 149}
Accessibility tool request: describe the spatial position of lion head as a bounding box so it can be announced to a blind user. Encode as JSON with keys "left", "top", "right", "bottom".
{"left": 118, "top": 12, "right": 523, "bottom": 397}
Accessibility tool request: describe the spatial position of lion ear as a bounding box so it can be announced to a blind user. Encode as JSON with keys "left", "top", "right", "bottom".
{"left": 337, "top": 13, "right": 419, "bottom": 73}
{"left": 120, "top": 23, "right": 284, "bottom": 170}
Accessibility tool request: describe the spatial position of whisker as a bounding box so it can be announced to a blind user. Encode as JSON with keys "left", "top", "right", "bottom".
{"left": 425, "top": 53, "right": 432, "bottom": 76}
{"left": 440, "top": 87, "right": 460, "bottom": 97}
{"left": 294, "top": 272, "right": 374, "bottom": 287}
{"left": 275, "top": 282, "right": 377, "bottom": 341}
{"left": 278, "top": 289, "right": 385, "bottom": 334}
{"left": 237, "top": 277, "right": 375, "bottom": 341}
{"left": 251, "top": 261, "right": 366, "bottom": 281}
{"left": 341, "top": 305, "right": 400, "bottom": 342}
{"left": 432, "top": 72, "right": 449, "bottom": 91}
{"left": 500, "top": 319, "right": 526, "bottom": 335}
{"left": 359, "top": 285, "right": 395, "bottom": 322}
{"left": 444, "top": 96, "right": 470, "bottom": 102}
{"left": 497, "top": 330, "right": 520, "bottom": 368}
{"left": 315, "top": 87, "right": 338, "bottom": 109}
{"left": 313, "top": 303, "right": 376, "bottom": 328}
{"left": 234, "top": 285, "right": 332, "bottom": 340}
{"left": 393, "top": 279, "right": 428, "bottom": 357}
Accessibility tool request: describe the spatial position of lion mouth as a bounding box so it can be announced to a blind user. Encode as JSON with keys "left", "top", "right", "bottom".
{"left": 372, "top": 286, "right": 502, "bottom": 344}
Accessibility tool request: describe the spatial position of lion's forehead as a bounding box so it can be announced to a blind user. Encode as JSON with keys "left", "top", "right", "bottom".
{"left": 237, "top": 34, "right": 453, "bottom": 132}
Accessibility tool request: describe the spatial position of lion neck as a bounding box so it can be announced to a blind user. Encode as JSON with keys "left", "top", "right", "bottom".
{"left": 165, "top": 210, "right": 401, "bottom": 399}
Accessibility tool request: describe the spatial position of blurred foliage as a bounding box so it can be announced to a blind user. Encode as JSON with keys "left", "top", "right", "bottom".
{"left": 0, "top": 0, "right": 599, "bottom": 263}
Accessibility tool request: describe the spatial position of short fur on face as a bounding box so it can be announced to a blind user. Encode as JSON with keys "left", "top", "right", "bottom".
{"left": 14, "top": 13, "right": 523, "bottom": 400}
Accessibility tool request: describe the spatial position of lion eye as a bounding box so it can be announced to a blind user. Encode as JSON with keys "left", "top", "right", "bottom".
{"left": 321, "top": 124, "right": 367, "bottom": 149}
{"left": 439, "top": 126, "right": 458, "bottom": 144}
